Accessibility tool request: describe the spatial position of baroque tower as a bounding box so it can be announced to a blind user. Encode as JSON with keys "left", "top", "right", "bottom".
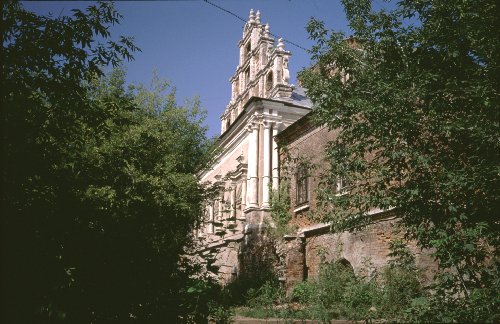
{"left": 221, "top": 9, "right": 294, "bottom": 134}
{"left": 196, "top": 9, "right": 311, "bottom": 283}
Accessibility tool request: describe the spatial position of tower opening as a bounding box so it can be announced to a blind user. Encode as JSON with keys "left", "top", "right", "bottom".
{"left": 244, "top": 42, "right": 251, "bottom": 61}
{"left": 266, "top": 71, "right": 273, "bottom": 95}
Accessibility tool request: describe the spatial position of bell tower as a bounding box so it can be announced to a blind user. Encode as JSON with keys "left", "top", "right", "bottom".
{"left": 221, "top": 9, "right": 293, "bottom": 134}
{"left": 197, "top": 9, "right": 312, "bottom": 284}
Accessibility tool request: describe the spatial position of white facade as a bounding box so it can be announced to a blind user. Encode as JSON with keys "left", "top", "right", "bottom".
{"left": 196, "top": 9, "right": 312, "bottom": 283}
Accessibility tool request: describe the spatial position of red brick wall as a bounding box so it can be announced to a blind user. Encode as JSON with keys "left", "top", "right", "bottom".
{"left": 278, "top": 120, "right": 437, "bottom": 291}
{"left": 282, "top": 237, "right": 305, "bottom": 292}
{"left": 281, "top": 124, "right": 339, "bottom": 219}
{"left": 302, "top": 219, "right": 437, "bottom": 280}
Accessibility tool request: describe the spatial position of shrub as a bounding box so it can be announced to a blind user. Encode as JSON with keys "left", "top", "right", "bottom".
{"left": 208, "top": 301, "right": 234, "bottom": 324}
{"left": 236, "top": 239, "right": 433, "bottom": 322}
{"left": 403, "top": 262, "right": 500, "bottom": 323}
{"left": 246, "top": 281, "right": 284, "bottom": 309}
{"left": 378, "top": 266, "right": 422, "bottom": 319}
{"left": 290, "top": 280, "right": 317, "bottom": 304}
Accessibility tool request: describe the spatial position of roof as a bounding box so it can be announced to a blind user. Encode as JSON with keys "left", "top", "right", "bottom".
{"left": 273, "top": 85, "right": 313, "bottom": 109}
{"left": 218, "top": 91, "right": 313, "bottom": 139}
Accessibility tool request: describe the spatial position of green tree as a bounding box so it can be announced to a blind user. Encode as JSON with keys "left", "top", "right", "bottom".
{"left": 79, "top": 69, "right": 215, "bottom": 322}
{"left": 2, "top": 1, "right": 137, "bottom": 321}
{"left": 300, "top": 0, "right": 499, "bottom": 321}
{"left": 2, "top": 1, "right": 214, "bottom": 322}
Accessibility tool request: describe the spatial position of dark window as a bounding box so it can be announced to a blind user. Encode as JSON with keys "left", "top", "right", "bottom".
{"left": 266, "top": 71, "right": 273, "bottom": 93}
{"left": 245, "top": 42, "right": 251, "bottom": 60}
{"left": 296, "top": 166, "right": 309, "bottom": 205}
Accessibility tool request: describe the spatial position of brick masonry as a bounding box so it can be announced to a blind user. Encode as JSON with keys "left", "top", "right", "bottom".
{"left": 281, "top": 218, "right": 438, "bottom": 294}
{"left": 197, "top": 10, "right": 437, "bottom": 290}
{"left": 276, "top": 115, "right": 437, "bottom": 292}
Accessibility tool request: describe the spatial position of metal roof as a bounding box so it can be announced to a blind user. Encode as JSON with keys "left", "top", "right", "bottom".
{"left": 273, "top": 85, "right": 313, "bottom": 109}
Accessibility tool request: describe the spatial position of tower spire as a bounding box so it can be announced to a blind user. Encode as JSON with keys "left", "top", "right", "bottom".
{"left": 248, "top": 9, "right": 255, "bottom": 22}
{"left": 221, "top": 10, "right": 293, "bottom": 134}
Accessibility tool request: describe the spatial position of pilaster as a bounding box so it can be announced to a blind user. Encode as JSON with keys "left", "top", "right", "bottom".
{"left": 262, "top": 121, "right": 272, "bottom": 208}
{"left": 272, "top": 122, "right": 281, "bottom": 190}
{"left": 246, "top": 122, "right": 259, "bottom": 209}
{"left": 217, "top": 197, "right": 223, "bottom": 222}
{"left": 230, "top": 184, "right": 236, "bottom": 221}
{"left": 208, "top": 204, "right": 214, "bottom": 233}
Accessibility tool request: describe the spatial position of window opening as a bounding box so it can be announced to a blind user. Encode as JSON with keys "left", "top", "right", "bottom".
{"left": 244, "top": 67, "right": 250, "bottom": 87}
{"left": 336, "top": 176, "right": 349, "bottom": 195}
{"left": 266, "top": 71, "right": 273, "bottom": 94}
{"left": 245, "top": 42, "right": 251, "bottom": 60}
{"left": 337, "top": 258, "right": 354, "bottom": 274}
{"left": 296, "top": 166, "right": 309, "bottom": 206}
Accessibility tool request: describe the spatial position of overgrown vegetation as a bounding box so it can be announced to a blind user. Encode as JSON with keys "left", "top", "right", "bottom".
{"left": 298, "top": 0, "right": 500, "bottom": 321}
{"left": 268, "top": 147, "right": 317, "bottom": 238}
{"left": 268, "top": 180, "right": 294, "bottom": 238}
{"left": 2, "top": 1, "right": 217, "bottom": 322}
{"left": 224, "top": 236, "right": 280, "bottom": 304}
{"left": 234, "top": 239, "right": 425, "bottom": 322}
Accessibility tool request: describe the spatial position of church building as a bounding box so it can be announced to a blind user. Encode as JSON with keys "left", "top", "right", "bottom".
{"left": 196, "top": 9, "right": 436, "bottom": 289}
{"left": 196, "top": 9, "right": 311, "bottom": 283}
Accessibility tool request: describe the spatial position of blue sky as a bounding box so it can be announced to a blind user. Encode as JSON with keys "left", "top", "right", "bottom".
{"left": 23, "top": 0, "right": 352, "bottom": 138}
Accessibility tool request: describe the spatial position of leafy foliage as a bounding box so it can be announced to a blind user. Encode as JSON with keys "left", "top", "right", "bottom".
{"left": 237, "top": 244, "right": 423, "bottom": 322}
{"left": 224, "top": 236, "right": 280, "bottom": 308}
{"left": 2, "top": 2, "right": 214, "bottom": 322}
{"left": 268, "top": 146, "right": 318, "bottom": 236}
{"left": 235, "top": 280, "right": 286, "bottom": 320}
{"left": 299, "top": 0, "right": 499, "bottom": 321}
{"left": 268, "top": 180, "right": 293, "bottom": 238}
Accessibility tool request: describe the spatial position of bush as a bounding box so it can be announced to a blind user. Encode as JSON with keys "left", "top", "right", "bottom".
{"left": 246, "top": 281, "right": 284, "bottom": 309}
{"left": 404, "top": 262, "right": 500, "bottom": 323}
{"left": 379, "top": 266, "right": 422, "bottom": 318}
{"left": 235, "top": 240, "right": 430, "bottom": 322}
{"left": 208, "top": 301, "right": 234, "bottom": 324}
{"left": 290, "top": 280, "right": 317, "bottom": 304}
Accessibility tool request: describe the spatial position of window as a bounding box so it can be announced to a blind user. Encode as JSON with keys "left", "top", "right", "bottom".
{"left": 335, "top": 176, "right": 350, "bottom": 195}
{"left": 244, "top": 67, "right": 250, "bottom": 87}
{"left": 296, "top": 166, "right": 309, "bottom": 206}
{"left": 234, "top": 77, "right": 239, "bottom": 97}
{"left": 266, "top": 71, "right": 273, "bottom": 94}
{"left": 244, "top": 42, "right": 251, "bottom": 60}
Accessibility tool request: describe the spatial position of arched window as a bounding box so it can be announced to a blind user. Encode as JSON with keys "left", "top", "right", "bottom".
{"left": 244, "top": 42, "right": 251, "bottom": 60}
{"left": 266, "top": 71, "right": 273, "bottom": 94}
